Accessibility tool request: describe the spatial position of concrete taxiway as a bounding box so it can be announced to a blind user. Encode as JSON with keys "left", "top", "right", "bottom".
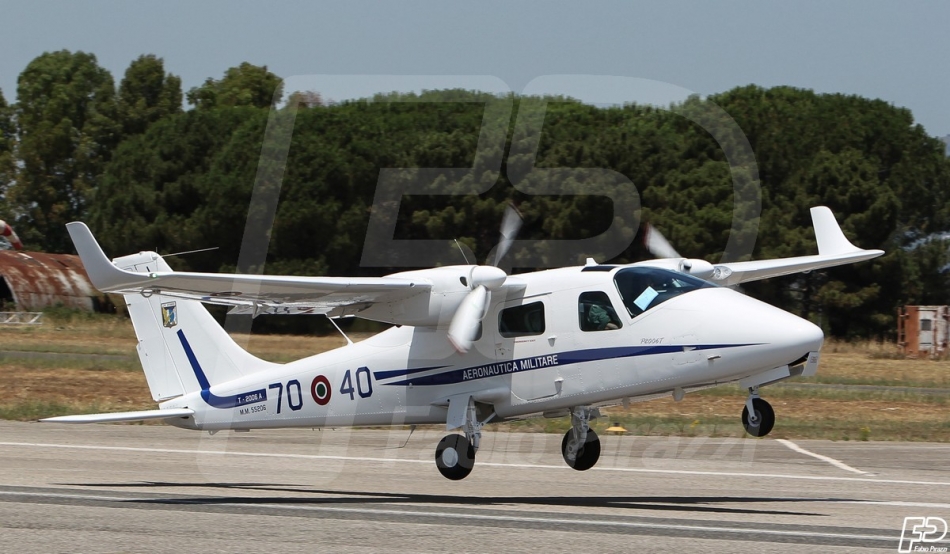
{"left": 1, "top": 421, "right": 948, "bottom": 553}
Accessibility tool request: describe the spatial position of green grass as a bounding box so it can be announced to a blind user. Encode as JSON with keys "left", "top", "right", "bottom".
{"left": 797, "top": 374, "right": 950, "bottom": 389}
{"left": 0, "top": 401, "right": 112, "bottom": 421}
{"left": 0, "top": 356, "right": 140, "bottom": 372}
{"left": 695, "top": 384, "right": 949, "bottom": 404}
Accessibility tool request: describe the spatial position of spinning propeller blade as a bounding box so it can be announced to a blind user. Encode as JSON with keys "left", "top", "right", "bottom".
{"left": 448, "top": 205, "right": 522, "bottom": 353}
{"left": 643, "top": 223, "right": 681, "bottom": 259}
{"left": 447, "top": 284, "right": 488, "bottom": 353}
{"left": 490, "top": 204, "right": 523, "bottom": 268}
{"left": 644, "top": 222, "right": 718, "bottom": 280}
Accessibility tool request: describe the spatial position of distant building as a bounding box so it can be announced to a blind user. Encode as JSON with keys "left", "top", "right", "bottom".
{"left": 0, "top": 250, "right": 111, "bottom": 312}
{"left": 897, "top": 305, "right": 950, "bottom": 358}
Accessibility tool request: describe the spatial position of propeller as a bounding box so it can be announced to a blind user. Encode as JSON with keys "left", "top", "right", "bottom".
{"left": 447, "top": 205, "right": 522, "bottom": 353}
{"left": 491, "top": 204, "right": 523, "bottom": 267}
{"left": 643, "top": 223, "right": 725, "bottom": 280}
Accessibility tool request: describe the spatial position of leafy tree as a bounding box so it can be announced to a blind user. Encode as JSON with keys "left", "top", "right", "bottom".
{"left": 90, "top": 85, "right": 950, "bottom": 337}
{"left": 0, "top": 88, "right": 15, "bottom": 213}
{"left": 90, "top": 106, "right": 267, "bottom": 269}
{"left": 117, "top": 54, "right": 182, "bottom": 136}
{"left": 186, "top": 62, "right": 283, "bottom": 110}
{"left": 10, "top": 50, "right": 119, "bottom": 251}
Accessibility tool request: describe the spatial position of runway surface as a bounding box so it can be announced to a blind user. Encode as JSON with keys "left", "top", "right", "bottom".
{"left": 1, "top": 421, "right": 949, "bottom": 553}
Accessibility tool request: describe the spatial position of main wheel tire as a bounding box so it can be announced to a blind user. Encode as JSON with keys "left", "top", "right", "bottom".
{"left": 435, "top": 434, "right": 475, "bottom": 480}
{"left": 561, "top": 428, "right": 601, "bottom": 471}
{"left": 741, "top": 397, "right": 775, "bottom": 437}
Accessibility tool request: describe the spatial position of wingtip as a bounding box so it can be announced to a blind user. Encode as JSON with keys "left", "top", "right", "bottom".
{"left": 66, "top": 221, "right": 141, "bottom": 292}
{"left": 810, "top": 206, "right": 862, "bottom": 256}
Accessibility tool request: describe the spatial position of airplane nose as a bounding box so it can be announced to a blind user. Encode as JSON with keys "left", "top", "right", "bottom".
{"left": 689, "top": 288, "right": 825, "bottom": 359}
{"left": 749, "top": 297, "right": 824, "bottom": 358}
{"left": 790, "top": 317, "right": 824, "bottom": 354}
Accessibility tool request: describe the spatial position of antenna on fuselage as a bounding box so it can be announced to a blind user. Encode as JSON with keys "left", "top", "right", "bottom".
{"left": 453, "top": 239, "right": 471, "bottom": 265}
{"left": 162, "top": 246, "right": 220, "bottom": 258}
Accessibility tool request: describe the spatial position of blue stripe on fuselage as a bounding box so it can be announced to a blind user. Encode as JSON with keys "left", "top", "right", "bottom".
{"left": 380, "top": 344, "right": 758, "bottom": 387}
{"left": 372, "top": 365, "right": 448, "bottom": 381}
{"left": 176, "top": 330, "right": 267, "bottom": 409}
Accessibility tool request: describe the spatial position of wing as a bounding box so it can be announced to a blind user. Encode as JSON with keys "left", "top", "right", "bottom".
{"left": 635, "top": 207, "right": 884, "bottom": 285}
{"left": 713, "top": 207, "right": 883, "bottom": 285}
{"left": 66, "top": 222, "right": 430, "bottom": 315}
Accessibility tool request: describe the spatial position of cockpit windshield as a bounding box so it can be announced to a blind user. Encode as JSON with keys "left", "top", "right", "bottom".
{"left": 613, "top": 267, "right": 715, "bottom": 317}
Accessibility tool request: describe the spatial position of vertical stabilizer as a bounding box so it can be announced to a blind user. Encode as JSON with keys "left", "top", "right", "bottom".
{"left": 113, "top": 252, "right": 279, "bottom": 401}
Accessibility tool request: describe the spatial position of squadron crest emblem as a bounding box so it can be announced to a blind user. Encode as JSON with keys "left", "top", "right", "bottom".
{"left": 161, "top": 302, "right": 178, "bottom": 328}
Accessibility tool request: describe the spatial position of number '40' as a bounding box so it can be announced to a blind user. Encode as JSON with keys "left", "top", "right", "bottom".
{"left": 340, "top": 367, "right": 373, "bottom": 400}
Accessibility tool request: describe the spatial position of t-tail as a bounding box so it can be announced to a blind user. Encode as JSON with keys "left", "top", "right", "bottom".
{"left": 42, "top": 224, "right": 278, "bottom": 424}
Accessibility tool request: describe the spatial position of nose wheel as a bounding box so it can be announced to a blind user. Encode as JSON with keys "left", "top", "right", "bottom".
{"left": 562, "top": 428, "right": 601, "bottom": 470}
{"left": 741, "top": 391, "right": 775, "bottom": 437}
{"left": 561, "top": 407, "right": 602, "bottom": 470}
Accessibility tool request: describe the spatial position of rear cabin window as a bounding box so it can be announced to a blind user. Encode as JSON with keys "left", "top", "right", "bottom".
{"left": 499, "top": 302, "right": 545, "bottom": 338}
{"left": 578, "top": 291, "right": 623, "bottom": 331}
{"left": 613, "top": 267, "right": 714, "bottom": 317}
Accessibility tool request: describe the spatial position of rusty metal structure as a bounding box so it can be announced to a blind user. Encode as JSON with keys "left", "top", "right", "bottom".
{"left": 0, "top": 250, "right": 110, "bottom": 312}
{"left": 897, "top": 305, "right": 950, "bottom": 358}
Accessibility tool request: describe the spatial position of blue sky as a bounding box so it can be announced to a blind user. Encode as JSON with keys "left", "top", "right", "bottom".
{"left": 2, "top": 1, "right": 948, "bottom": 136}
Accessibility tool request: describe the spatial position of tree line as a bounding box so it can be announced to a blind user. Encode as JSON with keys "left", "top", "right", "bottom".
{"left": 2, "top": 50, "right": 949, "bottom": 338}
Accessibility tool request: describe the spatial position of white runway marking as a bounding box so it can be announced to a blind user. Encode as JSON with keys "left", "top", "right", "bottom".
{"left": 2, "top": 440, "right": 948, "bottom": 487}
{"left": 776, "top": 439, "right": 870, "bottom": 475}
{"left": 846, "top": 500, "right": 950, "bottom": 509}
{"left": 0, "top": 489, "right": 897, "bottom": 544}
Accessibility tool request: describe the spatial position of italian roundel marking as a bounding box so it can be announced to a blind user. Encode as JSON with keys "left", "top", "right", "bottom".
{"left": 311, "top": 375, "right": 331, "bottom": 406}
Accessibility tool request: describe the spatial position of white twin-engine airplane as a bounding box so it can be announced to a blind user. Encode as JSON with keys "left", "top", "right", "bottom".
{"left": 45, "top": 206, "right": 882, "bottom": 480}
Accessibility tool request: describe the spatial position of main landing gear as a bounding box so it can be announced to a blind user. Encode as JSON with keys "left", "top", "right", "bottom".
{"left": 741, "top": 387, "right": 775, "bottom": 437}
{"left": 435, "top": 396, "right": 490, "bottom": 480}
{"left": 561, "top": 407, "right": 601, "bottom": 471}
{"left": 435, "top": 434, "right": 476, "bottom": 480}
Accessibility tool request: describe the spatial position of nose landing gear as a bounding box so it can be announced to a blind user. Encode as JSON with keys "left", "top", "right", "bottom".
{"left": 741, "top": 387, "right": 775, "bottom": 437}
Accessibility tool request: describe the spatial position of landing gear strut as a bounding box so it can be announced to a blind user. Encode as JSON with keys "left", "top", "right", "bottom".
{"left": 561, "top": 407, "right": 601, "bottom": 471}
{"left": 741, "top": 387, "right": 775, "bottom": 437}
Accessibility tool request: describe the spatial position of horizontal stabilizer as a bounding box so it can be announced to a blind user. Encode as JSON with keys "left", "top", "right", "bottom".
{"left": 40, "top": 408, "right": 194, "bottom": 424}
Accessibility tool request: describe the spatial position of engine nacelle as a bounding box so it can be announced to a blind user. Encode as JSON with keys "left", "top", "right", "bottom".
{"left": 680, "top": 258, "right": 715, "bottom": 280}
{"left": 355, "top": 265, "right": 498, "bottom": 327}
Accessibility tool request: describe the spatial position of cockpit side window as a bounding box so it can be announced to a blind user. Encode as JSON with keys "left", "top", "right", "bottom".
{"left": 613, "top": 267, "right": 714, "bottom": 317}
{"left": 578, "top": 291, "right": 623, "bottom": 331}
{"left": 499, "top": 301, "right": 546, "bottom": 338}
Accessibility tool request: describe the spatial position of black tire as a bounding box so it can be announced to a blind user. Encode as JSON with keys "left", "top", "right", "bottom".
{"left": 741, "top": 397, "right": 775, "bottom": 437}
{"left": 561, "top": 428, "right": 601, "bottom": 471}
{"left": 435, "top": 434, "right": 475, "bottom": 480}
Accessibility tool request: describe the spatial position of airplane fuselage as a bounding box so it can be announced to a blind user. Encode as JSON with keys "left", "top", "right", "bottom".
{"left": 161, "top": 265, "right": 824, "bottom": 431}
